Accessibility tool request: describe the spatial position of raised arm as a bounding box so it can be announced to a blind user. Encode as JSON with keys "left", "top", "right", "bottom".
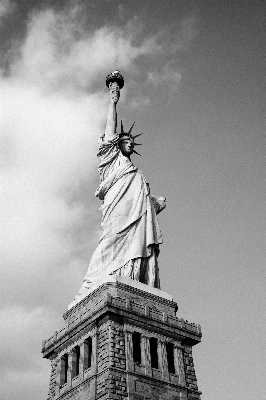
{"left": 104, "top": 82, "right": 120, "bottom": 141}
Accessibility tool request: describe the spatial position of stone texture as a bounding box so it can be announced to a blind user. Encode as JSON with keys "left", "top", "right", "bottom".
{"left": 68, "top": 276, "right": 173, "bottom": 310}
{"left": 42, "top": 278, "right": 202, "bottom": 400}
{"left": 47, "top": 358, "right": 58, "bottom": 400}
{"left": 183, "top": 346, "right": 199, "bottom": 392}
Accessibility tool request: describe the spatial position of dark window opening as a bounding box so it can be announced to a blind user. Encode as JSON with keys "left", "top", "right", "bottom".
{"left": 150, "top": 338, "right": 158, "bottom": 369}
{"left": 84, "top": 337, "right": 92, "bottom": 370}
{"left": 166, "top": 343, "right": 175, "bottom": 374}
{"left": 60, "top": 354, "right": 68, "bottom": 386}
{"left": 73, "top": 346, "right": 80, "bottom": 377}
{"left": 132, "top": 332, "right": 142, "bottom": 364}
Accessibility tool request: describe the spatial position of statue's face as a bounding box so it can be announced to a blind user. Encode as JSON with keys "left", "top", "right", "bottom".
{"left": 119, "top": 138, "right": 134, "bottom": 157}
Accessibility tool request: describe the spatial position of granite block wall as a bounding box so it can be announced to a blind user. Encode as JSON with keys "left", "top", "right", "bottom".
{"left": 43, "top": 280, "right": 202, "bottom": 400}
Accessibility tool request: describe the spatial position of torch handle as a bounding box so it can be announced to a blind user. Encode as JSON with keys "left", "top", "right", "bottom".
{"left": 109, "top": 81, "right": 120, "bottom": 104}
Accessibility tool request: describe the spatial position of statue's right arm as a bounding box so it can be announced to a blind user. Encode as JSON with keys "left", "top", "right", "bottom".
{"left": 104, "top": 83, "right": 119, "bottom": 141}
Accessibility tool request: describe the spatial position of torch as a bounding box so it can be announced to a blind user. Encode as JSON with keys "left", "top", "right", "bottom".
{"left": 106, "top": 70, "right": 124, "bottom": 102}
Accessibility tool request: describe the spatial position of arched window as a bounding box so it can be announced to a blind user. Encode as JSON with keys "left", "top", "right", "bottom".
{"left": 149, "top": 338, "right": 158, "bottom": 369}
{"left": 166, "top": 342, "right": 175, "bottom": 374}
{"left": 132, "top": 332, "right": 142, "bottom": 364}
{"left": 84, "top": 337, "right": 92, "bottom": 370}
{"left": 60, "top": 354, "right": 68, "bottom": 386}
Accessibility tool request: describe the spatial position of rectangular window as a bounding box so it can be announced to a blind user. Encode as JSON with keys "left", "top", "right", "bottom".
{"left": 132, "top": 332, "right": 142, "bottom": 364}
{"left": 60, "top": 354, "right": 68, "bottom": 386}
{"left": 166, "top": 343, "right": 175, "bottom": 374}
{"left": 84, "top": 337, "right": 92, "bottom": 370}
{"left": 149, "top": 338, "right": 158, "bottom": 369}
{"left": 73, "top": 346, "right": 80, "bottom": 377}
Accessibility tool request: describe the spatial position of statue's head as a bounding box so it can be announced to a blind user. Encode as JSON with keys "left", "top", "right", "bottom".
{"left": 118, "top": 121, "right": 142, "bottom": 158}
{"left": 118, "top": 134, "right": 134, "bottom": 157}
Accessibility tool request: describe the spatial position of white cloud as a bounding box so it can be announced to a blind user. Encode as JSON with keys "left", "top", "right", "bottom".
{"left": 10, "top": 9, "right": 162, "bottom": 93}
{"left": 1, "top": 7, "right": 166, "bottom": 309}
{"left": 0, "top": 6, "right": 197, "bottom": 399}
{"left": 0, "top": 7, "right": 169, "bottom": 399}
{"left": 0, "top": 78, "right": 104, "bottom": 309}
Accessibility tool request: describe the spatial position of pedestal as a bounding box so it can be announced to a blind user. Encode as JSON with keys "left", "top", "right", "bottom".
{"left": 42, "top": 277, "right": 202, "bottom": 400}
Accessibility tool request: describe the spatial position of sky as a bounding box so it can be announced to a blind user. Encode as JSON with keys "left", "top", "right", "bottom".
{"left": 0, "top": 0, "right": 265, "bottom": 399}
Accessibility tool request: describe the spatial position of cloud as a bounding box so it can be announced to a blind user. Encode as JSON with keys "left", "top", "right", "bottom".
{"left": 175, "top": 14, "right": 197, "bottom": 51}
{"left": 10, "top": 9, "right": 162, "bottom": 93}
{"left": 142, "top": 14, "right": 196, "bottom": 93}
{"left": 0, "top": 6, "right": 172, "bottom": 399}
{"left": 1, "top": 6, "right": 167, "bottom": 309}
{"left": 0, "top": 76, "right": 104, "bottom": 309}
{"left": 0, "top": 306, "right": 57, "bottom": 400}
{"left": 147, "top": 63, "right": 181, "bottom": 91}
{"left": 0, "top": 306, "right": 57, "bottom": 371}
{"left": 0, "top": 5, "right": 197, "bottom": 399}
{"left": 130, "top": 95, "right": 150, "bottom": 109}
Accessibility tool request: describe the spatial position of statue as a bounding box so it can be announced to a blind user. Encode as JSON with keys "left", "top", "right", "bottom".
{"left": 76, "top": 71, "right": 166, "bottom": 299}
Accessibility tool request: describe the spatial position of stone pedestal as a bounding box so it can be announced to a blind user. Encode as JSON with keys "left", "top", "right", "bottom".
{"left": 42, "top": 276, "right": 202, "bottom": 400}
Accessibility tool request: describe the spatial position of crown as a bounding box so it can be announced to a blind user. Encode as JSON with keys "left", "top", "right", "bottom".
{"left": 118, "top": 121, "right": 143, "bottom": 156}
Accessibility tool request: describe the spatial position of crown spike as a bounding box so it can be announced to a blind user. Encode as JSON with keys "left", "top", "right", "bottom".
{"left": 128, "top": 122, "right": 135, "bottom": 134}
{"left": 132, "top": 132, "right": 143, "bottom": 139}
{"left": 133, "top": 149, "right": 141, "bottom": 156}
{"left": 120, "top": 120, "right": 124, "bottom": 134}
{"left": 134, "top": 143, "right": 142, "bottom": 146}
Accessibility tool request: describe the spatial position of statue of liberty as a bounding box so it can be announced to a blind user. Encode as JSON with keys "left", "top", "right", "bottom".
{"left": 76, "top": 71, "right": 166, "bottom": 299}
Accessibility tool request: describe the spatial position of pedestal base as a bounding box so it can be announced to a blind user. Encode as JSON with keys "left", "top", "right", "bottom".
{"left": 68, "top": 275, "right": 173, "bottom": 310}
{"left": 42, "top": 279, "right": 202, "bottom": 400}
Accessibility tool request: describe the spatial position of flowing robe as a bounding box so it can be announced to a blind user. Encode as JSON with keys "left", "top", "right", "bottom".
{"left": 78, "top": 132, "right": 163, "bottom": 293}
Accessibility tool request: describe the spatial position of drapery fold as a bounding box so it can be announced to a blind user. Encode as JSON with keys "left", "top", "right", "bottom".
{"left": 78, "top": 133, "right": 163, "bottom": 293}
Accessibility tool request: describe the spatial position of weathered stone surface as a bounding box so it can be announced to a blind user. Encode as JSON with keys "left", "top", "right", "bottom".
{"left": 43, "top": 279, "right": 202, "bottom": 400}
{"left": 47, "top": 358, "right": 58, "bottom": 400}
{"left": 183, "top": 346, "right": 199, "bottom": 392}
{"left": 68, "top": 276, "right": 173, "bottom": 311}
{"left": 42, "top": 278, "right": 201, "bottom": 360}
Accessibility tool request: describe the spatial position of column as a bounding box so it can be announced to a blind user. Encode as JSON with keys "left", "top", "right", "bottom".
{"left": 140, "top": 333, "right": 146, "bottom": 367}
{"left": 174, "top": 345, "right": 179, "bottom": 378}
{"left": 124, "top": 330, "right": 134, "bottom": 371}
{"left": 143, "top": 335, "right": 152, "bottom": 376}
{"left": 158, "top": 340, "right": 169, "bottom": 380}
{"left": 80, "top": 341, "right": 85, "bottom": 380}
{"left": 91, "top": 331, "right": 97, "bottom": 374}
{"left": 176, "top": 346, "right": 186, "bottom": 386}
{"left": 67, "top": 351, "right": 74, "bottom": 388}
{"left": 54, "top": 357, "right": 61, "bottom": 398}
